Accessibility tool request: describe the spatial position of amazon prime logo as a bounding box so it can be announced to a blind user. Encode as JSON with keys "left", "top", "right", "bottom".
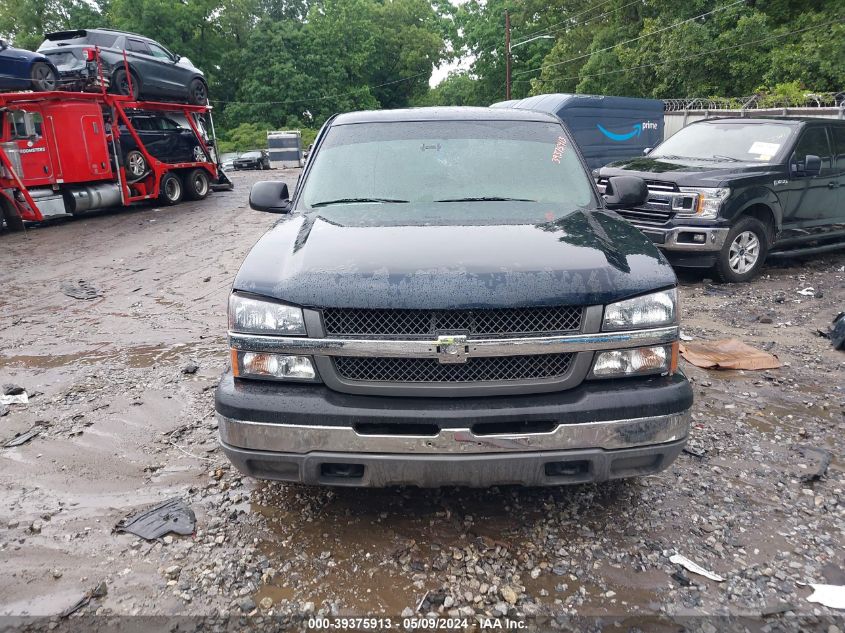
{"left": 597, "top": 121, "right": 658, "bottom": 142}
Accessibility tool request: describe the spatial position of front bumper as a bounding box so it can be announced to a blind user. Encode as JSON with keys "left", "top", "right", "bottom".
{"left": 637, "top": 225, "right": 729, "bottom": 252}
{"left": 216, "top": 372, "right": 692, "bottom": 487}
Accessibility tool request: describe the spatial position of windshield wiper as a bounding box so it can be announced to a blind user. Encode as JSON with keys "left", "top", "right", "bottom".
{"left": 434, "top": 196, "right": 536, "bottom": 202}
{"left": 310, "top": 197, "right": 409, "bottom": 207}
{"left": 710, "top": 154, "right": 740, "bottom": 162}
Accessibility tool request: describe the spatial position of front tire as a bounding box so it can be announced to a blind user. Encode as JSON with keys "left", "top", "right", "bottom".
{"left": 31, "top": 62, "right": 58, "bottom": 91}
{"left": 714, "top": 216, "right": 770, "bottom": 283}
{"left": 159, "top": 172, "right": 183, "bottom": 205}
{"left": 183, "top": 169, "right": 210, "bottom": 201}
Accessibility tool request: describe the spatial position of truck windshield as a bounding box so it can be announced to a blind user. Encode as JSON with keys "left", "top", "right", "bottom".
{"left": 651, "top": 122, "right": 794, "bottom": 163}
{"left": 300, "top": 120, "right": 595, "bottom": 210}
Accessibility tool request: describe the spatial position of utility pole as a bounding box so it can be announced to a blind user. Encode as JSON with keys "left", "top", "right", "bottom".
{"left": 505, "top": 10, "right": 511, "bottom": 100}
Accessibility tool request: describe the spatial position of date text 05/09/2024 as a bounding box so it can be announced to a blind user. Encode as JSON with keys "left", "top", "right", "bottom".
{"left": 307, "top": 617, "right": 527, "bottom": 630}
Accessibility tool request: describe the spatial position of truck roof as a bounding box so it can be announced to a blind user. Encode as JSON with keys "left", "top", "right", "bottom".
{"left": 332, "top": 107, "right": 561, "bottom": 125}
{"left": 695, "top": 116, "right": 844, "bottom": 126}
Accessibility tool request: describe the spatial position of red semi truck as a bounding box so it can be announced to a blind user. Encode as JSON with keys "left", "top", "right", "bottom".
{"left": 0, "top": 90, "right": 228, "bottom": 230}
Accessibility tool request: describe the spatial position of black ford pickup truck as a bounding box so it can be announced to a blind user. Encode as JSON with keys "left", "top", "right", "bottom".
{"left": 215, "top": 107, "right": 693, "bottom": 487}
{"left": 597, "top": 117, "right": 845, "bottom": 282}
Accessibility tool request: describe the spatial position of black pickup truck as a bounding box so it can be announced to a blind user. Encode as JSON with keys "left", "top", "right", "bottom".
{"left": 215, "top": 107, "right": 692, "bottom": 487}
{"left": 597, "top": 117, "right": 845, "bottom": 282}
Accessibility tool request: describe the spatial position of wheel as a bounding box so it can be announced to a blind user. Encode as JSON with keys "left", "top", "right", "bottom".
{"left": 31, "top": 62, "right": 58, "bottom": 91}
{"left": 112, "top": 68, "right": 140, "bottom": 98}
{"left": 125, "top": 150, "right": 147, "bottom": 181}
{"left": 183, "top": 168, "right": 210, "bottom": 201}
{"left": 714, "top": 216, "right": 770, "bottom": 283}
{"left": 0, "top": 199, "right": 24, "bottom": 232}
{"left": 188, "top": 78, "right": 208, "bottom": 105}
{"left": 159, "top": 172, "right": 183, "bottom": 205}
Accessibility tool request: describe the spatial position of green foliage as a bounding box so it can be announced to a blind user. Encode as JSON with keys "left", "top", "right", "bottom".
{"left": 437, "top": 0, "right": 843, "bottom": 104}
{"left": 2, "top": 0, "right": 840, "bottom": 137}
{"left": 216, "top": 121, "right": 272, "bottom": 152}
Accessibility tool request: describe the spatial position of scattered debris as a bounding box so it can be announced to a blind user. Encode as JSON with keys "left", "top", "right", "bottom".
{"left": 3, "top": 384, "right": 25, "bottom": 396}
{"left": 669, "top": 554, "right": 725, "bottom": 582}
{"left": 60, "top": 581, "right": 108, "bottom": 618}
{"left": 797, "top": 287, "right": 815, "bottom": 297}
{"left": 671, "top": 571, "right": 693, "bottom": 587}
{"left": 830, "top": 312, "right": 845, "bottom": 350}
{"left": 680, "top": 339, "right": 781, "bottom": 370}
{"left": 182, "top": 361, "right": 199, "bottom": 375}
{"left": 61, "top": 279, "right": 102, "bottom": 300}
{"left": 114, "top": 497, "right": 196, "bottom": 540}
{"left": 760, "top": 602, "right": 795, "bottom": 616}
{"left": 0, "top": 392, "right": 28, "bottom": 405}
{"left": 3, "top": 425, "right": 43, "bottom": 448}
{"left": 805, "top": 583, "right": 845, "bottom": 610}
{"left": 0, "top": 404, "right": 7, "bottom": 417}
{"left": 683, "top": 445, "right": 706, "bottom": 458}
{"left": 798, "top": 446, "right": 832, "bottom": 483}
{"left": 679, "top": 330, "right": 694, "bottom": 341}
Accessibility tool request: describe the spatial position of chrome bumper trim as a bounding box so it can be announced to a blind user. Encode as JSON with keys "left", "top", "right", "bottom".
{"left": 217, "top": 410, "right": 690, "bottom": 455}
{"left": 637, "top": 225, "right": 730, "bottom": 252}
{"left": 228, "top": 326, "right": 679, "bottom": 359}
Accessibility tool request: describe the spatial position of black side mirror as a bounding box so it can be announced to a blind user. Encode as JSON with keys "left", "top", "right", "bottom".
{"left": 0, "top": 40, "right": 8, "bottom": 51}
{"left": 804, "top": 154, "right": 822, "bottom": 177}
{"left": 603, "top": 176, "right": 648, "bottom": 209}
{"left": 249, "top": 181, "right": 291, "bottom": 213}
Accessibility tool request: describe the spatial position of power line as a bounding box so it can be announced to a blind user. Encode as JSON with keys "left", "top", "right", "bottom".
{"left": 512, "top": 19, "right": 840, "bottom": 85}
{"left": 514, "top": 0, "right": 642, "bottom": 45}
{"left": 209, "top": 71, "right": 430, "bottom": 106}
{"left": 514, "top": 0, "right": 746, "bottom": 77}
{"left": 514, "top": 0, "right": 617, "bottom": 44}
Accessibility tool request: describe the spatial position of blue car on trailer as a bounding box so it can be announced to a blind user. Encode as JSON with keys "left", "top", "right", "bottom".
{"left": 0, "top": 39, "right": 59, "bottom": 92}
{"left": 491, "top": 93, "right": 664, "bottom": 170}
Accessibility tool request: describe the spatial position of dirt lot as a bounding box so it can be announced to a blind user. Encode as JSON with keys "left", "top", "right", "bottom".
{"left": 1, "top": 169, "right": 843, "bottom": 628}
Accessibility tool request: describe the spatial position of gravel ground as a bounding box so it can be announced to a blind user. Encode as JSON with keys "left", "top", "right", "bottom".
{"left": 0, "top": 169, "right": 843, "bottom": 630}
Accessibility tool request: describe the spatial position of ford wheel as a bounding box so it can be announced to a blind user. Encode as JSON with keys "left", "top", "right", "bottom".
{"left": 113, "top": 69, "right": 140, "bottom": 98}
{"left": 714, "top": 216, "right": 770, "bottom": 283}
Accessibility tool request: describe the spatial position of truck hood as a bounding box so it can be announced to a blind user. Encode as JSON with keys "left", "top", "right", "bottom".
{"left": 233, "top": 203, "right": 675, "bottom": 309}
{"left": 599, "top": 156, "right": 779, "bottom": 187}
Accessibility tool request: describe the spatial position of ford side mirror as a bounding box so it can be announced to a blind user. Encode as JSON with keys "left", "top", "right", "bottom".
{"left": 250, "top": 181, "right": 291, "bottom": 213}
{"left": 643, "top": 147, "right": 652, "bottom": 155}
{"left": 804, "top": 154, "right": 822, "bottom": 177}
{"left": 603, "top": 176, "right": 648, "bottom": 209}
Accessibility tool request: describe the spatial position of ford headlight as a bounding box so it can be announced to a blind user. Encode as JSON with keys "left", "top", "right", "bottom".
{"left": 228, "top": 293, "right": 306, "bottom": 335}
{"left": 676, "top": 187, "right": 730, "bottom": 220}
{"left": 603, "top": 289, "right": 677, "bottom": 331}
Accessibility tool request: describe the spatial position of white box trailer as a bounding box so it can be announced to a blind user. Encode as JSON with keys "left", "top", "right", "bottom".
{"left": 267, "top": 130, "right": 303, "bottom": 168}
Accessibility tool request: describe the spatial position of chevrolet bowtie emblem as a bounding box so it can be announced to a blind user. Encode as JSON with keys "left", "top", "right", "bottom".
{"left": 436, "top": 334, "right": 468, "bottom": 364}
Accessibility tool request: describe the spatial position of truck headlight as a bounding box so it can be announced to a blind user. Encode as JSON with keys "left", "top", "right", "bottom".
{"left": 676, "top": 187, "right": 730, "bottom": 220}
{"left": 232, "top": 351, "right": 316, "bottom": 380}
{"left": 591, "top": 344, "right": 677, "bottom": 378}
{"left": 603, "top": 289, "right": 677, "bottom": 331}
{"left": 229, "top": 293, "right": 306, "bottom": 335}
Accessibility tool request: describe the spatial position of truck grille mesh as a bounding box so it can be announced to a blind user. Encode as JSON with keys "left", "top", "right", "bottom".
{"left": 334, "top": 354, "right": 574, "bottom": 383}
{"left": 322, "top": 307, "right": 582, "bottom": 338}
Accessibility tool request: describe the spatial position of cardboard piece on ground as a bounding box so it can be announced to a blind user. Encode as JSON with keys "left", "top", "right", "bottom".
{"left": 679, "top": 338, "right": 781, "bottom": 370}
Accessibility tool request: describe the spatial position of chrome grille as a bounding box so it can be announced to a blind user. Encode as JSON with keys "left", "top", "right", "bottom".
{"left": 322, "top": 307, "right": 582, "bottom": 339}
{"left": 334, "top": 354, "right": 574, "bottom": 383}
{"left": 597, "top": 178, "right": 688, "bottom": 227}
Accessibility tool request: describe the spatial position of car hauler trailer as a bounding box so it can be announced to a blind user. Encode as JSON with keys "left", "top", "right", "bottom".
{"left": 0, "top": 90, "right": 230, "bottom": 229}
